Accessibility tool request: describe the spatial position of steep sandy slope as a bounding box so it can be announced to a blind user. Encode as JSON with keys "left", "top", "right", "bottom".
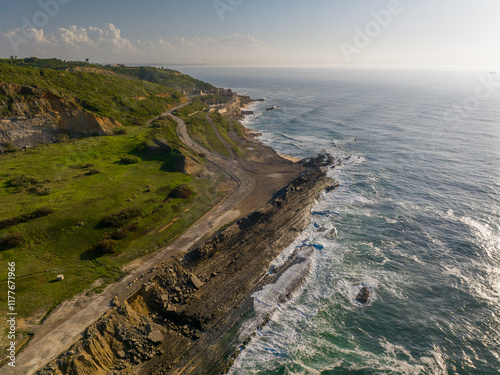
{"left": 0, "top": 83, "right": 121, "bottom": 150}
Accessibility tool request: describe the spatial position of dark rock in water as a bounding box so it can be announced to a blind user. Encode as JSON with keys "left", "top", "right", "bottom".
{"left": 325, "top": 182, "right": 339, "bottom": 193}
{"left": 326, "top": 227, "right": 338, "bottom": 239}
{"left": 301, "top": 154, "right": 336, "bottom": 168}
{"left": 355, "top": 286, "right": 370, "bottom": 304}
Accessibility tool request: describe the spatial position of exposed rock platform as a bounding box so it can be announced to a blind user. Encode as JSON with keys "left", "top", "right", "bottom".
{"left": 39, "top": 156, "right": 338, "bottom": 375}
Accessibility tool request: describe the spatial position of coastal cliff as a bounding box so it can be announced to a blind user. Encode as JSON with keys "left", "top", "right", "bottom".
{"left": 0, "top": 83, "right": 121, "bottom": 150}
{"left": 39, "top": 158, "right": 337, "bottom": 375}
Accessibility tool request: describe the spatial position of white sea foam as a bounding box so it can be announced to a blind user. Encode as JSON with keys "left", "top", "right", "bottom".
{"left": 210, "top": 66, "right": 500, "bottom": 374}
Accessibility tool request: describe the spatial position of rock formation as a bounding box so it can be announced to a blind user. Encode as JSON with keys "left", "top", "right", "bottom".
{"left": 0, "top": 83, "right": 121, "bottom": 151}
{"left": 39, "top": 158, "right": 336, "bottom": 375}
{"left": 356, "top": 286, "right": 370, "bottom": 304}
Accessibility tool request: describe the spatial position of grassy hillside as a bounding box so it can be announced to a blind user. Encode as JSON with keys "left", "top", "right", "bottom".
{"left": 174, "top": 102, "right": 244, "bottom": 158}
{"left": 0, "top": 57, "right": 215, "bottom": 93}
{"left": 0, "top": 62, "right": 181, "bottom": 126}
{"left": 0, "top": 57, "right": 95, "bottom": 70}
{"left": 0, "top": 60, "right": 228, "bottom": 351}
{"left": 107, "top": 65, "right": 215, "bottom": 92}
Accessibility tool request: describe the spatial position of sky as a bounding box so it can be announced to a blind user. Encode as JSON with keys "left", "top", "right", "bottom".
{"left": 0, "top": 0, "right": 499, "bottom": 66}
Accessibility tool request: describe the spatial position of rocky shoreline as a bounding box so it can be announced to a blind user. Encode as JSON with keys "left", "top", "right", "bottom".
{"left": 39, "top": 155, "right": 338, "bottom": 375}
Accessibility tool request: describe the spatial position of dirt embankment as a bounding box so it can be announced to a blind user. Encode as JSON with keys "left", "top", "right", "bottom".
{"left": 0, "top": 83, "right": 121, "bottom": 150}
{"left": 39, "top": 156, "right": 337, "bottom": 375}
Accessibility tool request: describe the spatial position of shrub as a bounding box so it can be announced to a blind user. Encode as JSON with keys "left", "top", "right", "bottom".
{"left": 70, "top": 163, "right": 94, "bottom": 169}
{"left": 101, "top": 207, "right": 142, "bottom": 228}
{"left": 1, "top": 141, "right": 17, "bottom": 153}
{"left": 0, "top": 207, "right": 54, "bottom": 229}
{"left": 110, "top": 223, "right": 139, "bottom": 240}
{"left": 93, "top": 239, "right": 116, "bottom": 254}
{"left": 32, "top": 207, "right": 54, "bottom": 217}
{"left": 0, "top": 232, "right": 23, "bottom": 249}
{"left": 9, "top": 175, "right": 37, "bottom": 188}
{"left": 113, "top": 127, "right": 127, "bottom": 135}
{"left": 110, "top": 229, "right": 128, "bottom": 240}
{"left": 85, "top": 169, "right": 100, "bottom": 176}
{"left": 130, "top": 118, "right": 144, "bottom": 126}
{"left": 119, "top": 155, "right": 140, "bottom": 164}
{"left": 168, "top": 184, "right": 193, "bottom": 199}
{"left": 55, "top": 134, "right": 71, "bottom": 143}
{"left": 35, "top": 186, "right": 52, "bottom": 195}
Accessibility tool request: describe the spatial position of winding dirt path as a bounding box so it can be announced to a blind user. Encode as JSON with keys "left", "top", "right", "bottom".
{"left": 4, "top": 101, "right": 255, "bottom": 375}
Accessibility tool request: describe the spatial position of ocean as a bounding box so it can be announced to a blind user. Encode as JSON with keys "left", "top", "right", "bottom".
{"left": 169, "top": 66, "right": 500, "bottom": 374}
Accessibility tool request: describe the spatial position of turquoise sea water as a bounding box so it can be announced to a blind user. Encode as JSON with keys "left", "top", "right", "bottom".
{"left": 172, "top": 66, "right": 500, "bottom": 374}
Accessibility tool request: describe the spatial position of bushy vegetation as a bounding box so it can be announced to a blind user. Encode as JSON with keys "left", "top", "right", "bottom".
{"left": 8, "top": 174, "right": 38, "bottom": 188}
{"left": 150, "top": 116, "right": 178, "bottom": 129}
{"left": 119, "top": 155, "right": 141, "bottom": 164}
{"left": 93, "top": 239, "right": 116, "bottom": 254}
{"left": 168, "top": 184, "right": 193, "bottom": 199}
{"left": 101, "top": 207, "right": 142, "bottom": 228}
{"left": 0, "top": 232, "right": 23, "bottom": 249}
{"left": 1, "top": 141, "right": 17, "bottom": 153}
{"left": 113, "top": 128, "right": 128, "bottom": 135}
{"left": 0, "top": 207, "right": 54, "bottom": 229}
{"left": 110, "top": 223, "right": 139, "bottom": 240}
{"left": 85, "top": 169, "right": 101, "bottom": 176}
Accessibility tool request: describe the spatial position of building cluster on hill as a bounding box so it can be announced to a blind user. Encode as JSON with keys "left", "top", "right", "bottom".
{"left": 187, "top": 86, "right": 242, "bottom": 115}
{"left": 213, "top": 88, "right": 238, "bottom": 103}
{"left": 191, "top": 87, "right": 238, "bottom": 104}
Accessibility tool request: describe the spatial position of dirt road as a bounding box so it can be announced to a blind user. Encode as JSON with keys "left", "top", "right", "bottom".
{"left": 4, "top": 102, "right": 255, "bottom": 375}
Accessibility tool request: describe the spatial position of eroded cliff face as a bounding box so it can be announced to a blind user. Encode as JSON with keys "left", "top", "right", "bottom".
{"left": 0, "top": 83, "right": 121, "bottom": 150}
{"left": 39, "top": 162, "right": 337, "bottom": 375}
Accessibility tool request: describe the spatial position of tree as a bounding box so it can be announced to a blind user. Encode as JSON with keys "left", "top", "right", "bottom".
{"left": 85, "top": 58, "right": 90, "bottom": 63}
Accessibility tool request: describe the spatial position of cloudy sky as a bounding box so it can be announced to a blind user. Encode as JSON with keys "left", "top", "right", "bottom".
{"left": 1, "top": 0, "right": 499, "bottom": 66}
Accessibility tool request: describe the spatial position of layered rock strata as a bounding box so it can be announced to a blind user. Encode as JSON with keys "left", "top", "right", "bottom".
{"left": 39, "top": 158, "right": 337, "bottom": 375}
{"left": 0, "top": 83, "right": 121, "bottom": 150}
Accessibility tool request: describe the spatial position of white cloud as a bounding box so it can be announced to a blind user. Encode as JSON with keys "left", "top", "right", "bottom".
{"left": 31, "top": 24, "right": 134, "bottom": 53}
{"left": 0, "top": 23, "right": 269, "bottom": 63}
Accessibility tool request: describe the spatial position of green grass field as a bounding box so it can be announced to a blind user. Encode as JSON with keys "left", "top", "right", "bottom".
{"left": 183, "top": 112, "right": 245, "bottom": 158}
{"left": 0, "top": 60, "right": 232, "bottom": 352}
{"left": 0, "top": 57, "right": 215, "bottom": 94}
{"left": 0, "top": 124, "right": 224, "bottom": 348}
{"left": 208, "top": 113, "right": 245, "bottom": 157}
